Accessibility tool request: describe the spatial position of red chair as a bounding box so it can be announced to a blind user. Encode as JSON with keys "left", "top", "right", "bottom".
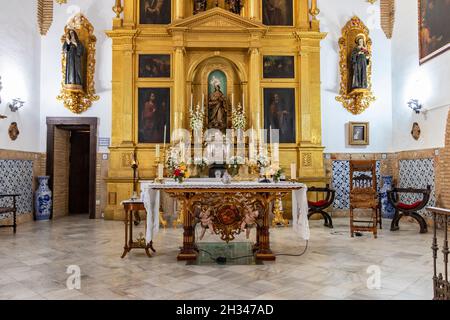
{"left": 388, "top": 185, "right": 431, "bottom": 234}
{"left": 307, "top": 185, "right": 335, "bottom": 228}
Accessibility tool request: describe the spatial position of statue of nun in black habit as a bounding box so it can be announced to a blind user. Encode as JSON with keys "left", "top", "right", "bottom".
{"left": 351, "top": 34, "right": 370, "bottom": 91}
{"left": 63, "top": 29, "right": 85, "bottom": 91}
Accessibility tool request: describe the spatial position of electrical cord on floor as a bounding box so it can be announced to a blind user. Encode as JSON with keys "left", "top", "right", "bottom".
{"left": 197, "top": 241, "right": 309, "bottom": 264}
{"left": 275, "top": 240, "right": 309, "bottom": 257}
{"left": 194, "top": 222, "right": 309, "bottom": 263}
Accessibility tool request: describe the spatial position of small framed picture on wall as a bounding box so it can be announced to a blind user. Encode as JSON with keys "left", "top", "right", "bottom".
{"left": 349, "top": 122, "right": 369, "bottom": 145}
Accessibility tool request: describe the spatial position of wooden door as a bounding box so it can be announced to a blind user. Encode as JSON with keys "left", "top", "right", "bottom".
{"left": 69, "top": 131, "right": 90, "bottom": 214}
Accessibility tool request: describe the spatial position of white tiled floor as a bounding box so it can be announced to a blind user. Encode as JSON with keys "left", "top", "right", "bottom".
{"left": 0, "top": 215, "right": 435, "bottom": 300}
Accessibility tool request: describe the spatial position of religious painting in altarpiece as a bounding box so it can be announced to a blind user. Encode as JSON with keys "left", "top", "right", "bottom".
{"left": 138, "top": 88, "right": 171, "bottom": 144}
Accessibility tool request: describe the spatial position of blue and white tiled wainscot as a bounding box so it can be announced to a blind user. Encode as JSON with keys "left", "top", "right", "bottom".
{"left": 0, "top": 150, "right": 45, "bottom": 226}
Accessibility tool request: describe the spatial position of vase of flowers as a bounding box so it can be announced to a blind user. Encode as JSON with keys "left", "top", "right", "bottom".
{"left": 193, "top": 156, "right": 209, "bottom": 176}
{"left": 227, "top": 156, "right": 245, "bottom": 177}
{"left": 268, "top": 164, "right": 283, "bottom": 183}
{"left": 171, "top": 163, "right": 189, "bottom": 183}
{"left": 256, "top": 154, "right": 270, "bottom": 170}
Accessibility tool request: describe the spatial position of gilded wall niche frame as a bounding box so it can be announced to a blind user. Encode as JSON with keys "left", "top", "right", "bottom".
{"left": 336, "top": 16, "right": 376, "bottom": 115}
{"left": 57, "top": 13, "right": 99, "bottom": 114}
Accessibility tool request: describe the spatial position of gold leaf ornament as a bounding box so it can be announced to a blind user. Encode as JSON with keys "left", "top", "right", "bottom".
{"left": 56, "top": 13, "right": 99, "bottom": 113}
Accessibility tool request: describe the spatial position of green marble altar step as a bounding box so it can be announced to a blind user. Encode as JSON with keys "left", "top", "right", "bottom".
{"left": 187, "top": 242, "right": 263, "bottom": 265}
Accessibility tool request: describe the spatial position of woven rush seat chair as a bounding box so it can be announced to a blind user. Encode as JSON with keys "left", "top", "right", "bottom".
{"left": 388, "top": 185, "right": 431, "bottom": 234}
{"left": 349, "top": 160, "right": 381, "bottom": 238}
{"left": 307, "top": 184, "right": 336, "bottom": 228}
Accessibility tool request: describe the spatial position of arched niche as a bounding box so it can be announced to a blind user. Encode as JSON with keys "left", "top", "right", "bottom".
{"left": 190, "top": 56, "right": 244, "bottom": 130}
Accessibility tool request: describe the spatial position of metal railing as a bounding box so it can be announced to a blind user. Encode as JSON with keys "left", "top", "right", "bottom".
{"left": 426, "top": 207, "right": 450, "bottom": 300}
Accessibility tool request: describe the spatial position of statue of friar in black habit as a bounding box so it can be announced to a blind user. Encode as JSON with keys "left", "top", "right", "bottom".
{"left": 351, "top": 34, "right": 370, "bottom": 91}
{"left": 63, "top": 29, "right": 85, "bottom": 91}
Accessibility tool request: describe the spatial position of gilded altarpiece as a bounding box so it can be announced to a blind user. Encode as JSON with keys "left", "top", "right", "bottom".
{"left": 105, "top": 0, "right": 327, "bottom": 220}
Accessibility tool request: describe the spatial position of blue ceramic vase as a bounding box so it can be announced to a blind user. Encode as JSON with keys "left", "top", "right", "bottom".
{"left": 380, "top": 175, "right": 395, "bottom": 219}
{"left": 35, "top": 176, "right": 52, "bottom": 220}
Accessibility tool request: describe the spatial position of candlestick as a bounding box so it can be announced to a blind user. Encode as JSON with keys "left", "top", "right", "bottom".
{"left": 290, "top": 163, "right": 297, "bottom": 181}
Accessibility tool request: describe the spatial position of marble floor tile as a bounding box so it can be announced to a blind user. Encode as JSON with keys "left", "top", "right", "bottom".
{"left": 0, "top": 215, "right": 436, "bottom": 300}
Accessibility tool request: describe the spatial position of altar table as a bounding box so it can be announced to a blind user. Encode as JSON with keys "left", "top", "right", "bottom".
{"left": 141, "top": 180, "right": 309, "bottom": 261}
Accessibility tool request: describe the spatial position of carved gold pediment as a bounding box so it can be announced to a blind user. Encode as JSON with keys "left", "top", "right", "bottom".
{"left": 168, "top": 8, "right": 267, "bottom": 34}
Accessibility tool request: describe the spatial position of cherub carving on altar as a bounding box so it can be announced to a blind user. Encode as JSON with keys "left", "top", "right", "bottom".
{"left": 199, "top": 206, "right": 215, "bottom": 240}
{"left": 241, "top": 204, "right": 260, "bottom": 239}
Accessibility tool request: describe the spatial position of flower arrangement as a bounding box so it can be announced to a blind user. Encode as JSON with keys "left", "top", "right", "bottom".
{"left": 231, "top": 103, "right": 246, "bottom": 130}
{"left": 227, "top": 156, "right": 245, "bottom": 176}
{"left": 256, "top": 153, "right": 270, "bottom": 169}
{"left": 171, "top": 163, "right": 190, "bottom": 183}
{"left": 267, "top": 164, "right": 284, "bottom": 182}
{"left": 189, "top": 104, "right": 205, "bottom": 133}
{"left": 166, "top": 146, "right": 180, "bottom": 171}
{"left": 193, "top": 156, "right": 209, "bottom": 169}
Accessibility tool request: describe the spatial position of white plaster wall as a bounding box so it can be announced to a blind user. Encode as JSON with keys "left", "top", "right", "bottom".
{"left": 39, "top": 0, "right": 112, "bottom": 152}
{"left": 391, "top": 0, "right": 450, "bottom": 152}
{"left": 0, "top": 0, "right": 41, "bottom": 152}
{"left": 319, "top": 0, "right": 393, "bottom": 153}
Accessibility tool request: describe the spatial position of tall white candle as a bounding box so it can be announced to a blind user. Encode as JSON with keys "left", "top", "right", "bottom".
{"left": 232, "top": 93, "right": 234, "bottom": 108}
{"left": 269, "top": 126, "right": 272, "bottom": 144}
{"left": 158, "top": 163, "right": 164, "bottom": 179}
{"left": 180, "top": 142, "right": 185, "bottom": 162}
{"left": 190, "top": 94, "right": 193, "bottom": 109}
{"left": 256, "top": 112, "right": 260, "bottom": 131}
{"left": 163, "top": 124, "right": 167, "bottom": 149}
{"left": 242, "top": 93, "right": 245, "bottom": 109}
{"left": 155, "top": 144, "right": 160, "bottom": 158}
{"left": 291, "top": 163, "right": 297, "bottom": 180}
{"left": 201, "top": 93, "right": 204, "bottom": 111}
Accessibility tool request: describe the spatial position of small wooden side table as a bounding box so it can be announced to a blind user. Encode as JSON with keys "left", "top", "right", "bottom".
{"left": 121, "top": 200, "right": 156, "bottom": 258}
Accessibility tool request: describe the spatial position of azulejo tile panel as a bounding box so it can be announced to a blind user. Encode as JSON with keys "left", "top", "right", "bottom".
{"left": 398, "top": 158, "right": 435, "bottom": 216}
{"left": 332, "top": 160, "right": 381, "bottom": 210}
{"left": 0, "top": 160, "right": 33, "bottom": 219}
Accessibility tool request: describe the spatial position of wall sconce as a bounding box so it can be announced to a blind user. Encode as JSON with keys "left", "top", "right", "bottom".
{"left": 407, "top": 99, "right": 423, "bottom": 114}
{"left": 8, "top": 98, "right": 25, "bottom": 112}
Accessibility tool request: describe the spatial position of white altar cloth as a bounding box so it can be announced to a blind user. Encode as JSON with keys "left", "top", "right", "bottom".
{"left": 140, "top": 179, "right": 310, "bottom": 244}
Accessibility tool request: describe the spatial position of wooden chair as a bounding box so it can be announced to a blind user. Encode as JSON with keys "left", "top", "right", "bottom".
{"left": 307, "top": 184, "right": 336, "bottom": 228}
{"left": 349, "top": 161, "right": 380, "bottom": 238}
{"left": 388, "top": 185, "right": 431, "bottom": 233}
{"left": 0, "top": 194, "right": 19, "bottom": 233}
